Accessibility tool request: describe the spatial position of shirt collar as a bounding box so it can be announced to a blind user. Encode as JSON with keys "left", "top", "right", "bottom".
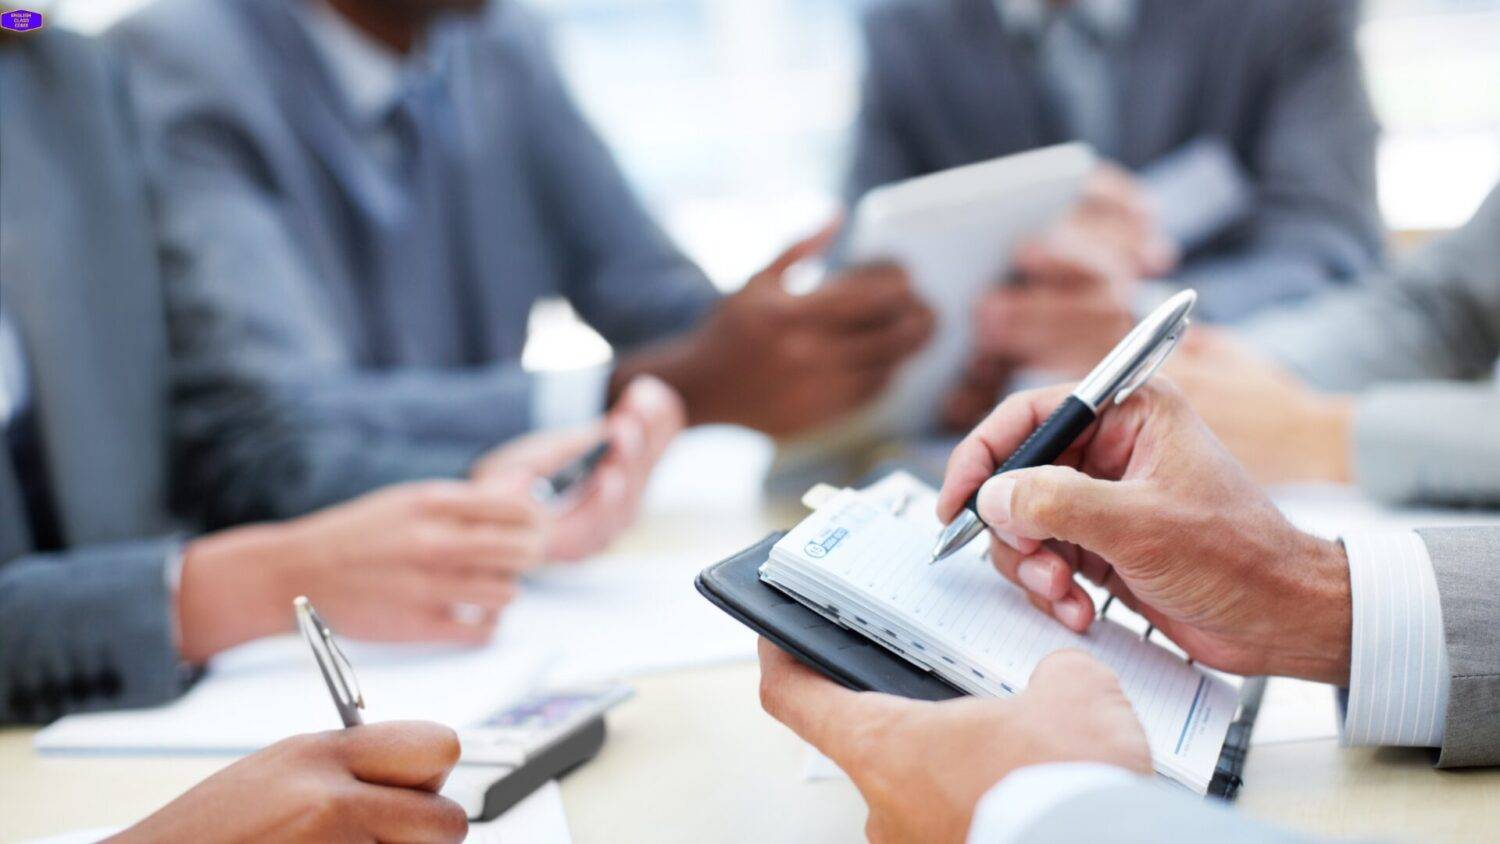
{"left": 299, "top": 0, "right": 412, "bottom": 128}
{"left": 995, "top": 0, "right": 1136, "bottom": 43}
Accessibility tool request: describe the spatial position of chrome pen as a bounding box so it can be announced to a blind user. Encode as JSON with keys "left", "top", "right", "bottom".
{"left": 930, "top": 289, "right": 1197, "bottom": 563}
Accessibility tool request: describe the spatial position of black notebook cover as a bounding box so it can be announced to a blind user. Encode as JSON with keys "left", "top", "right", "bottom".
{"left": 696, "top": 532, "right": 1261, "bottom": 799}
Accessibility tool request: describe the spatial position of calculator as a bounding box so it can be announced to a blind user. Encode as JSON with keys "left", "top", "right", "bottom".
{"left": 443, "top": 684, "right": 633, "bottom": 821}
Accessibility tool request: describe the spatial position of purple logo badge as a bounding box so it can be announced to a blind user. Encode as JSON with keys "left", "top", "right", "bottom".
{"left": 0, "top": 9, "right": 44, "bottom": 32}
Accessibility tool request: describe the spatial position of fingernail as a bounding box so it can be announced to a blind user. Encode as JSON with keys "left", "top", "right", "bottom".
{"left": 1017, "top": 559, "right": 1051, "bottom": 596}
{"left": 977, "top": 476, "right": 1016, "bottom": 528}
{"left": 1055, "top": 597, "right": 1090, "bottom": 630}
{"left": 990, "top": 527, "right": 1023, "bottom": 552}
{"left": 615, "top": 417, "right": 644, "bottom": 457}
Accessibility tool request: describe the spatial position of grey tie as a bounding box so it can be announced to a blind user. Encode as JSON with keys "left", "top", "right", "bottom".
{"left": 1035, "top": 7, "right": 1118, "bottom": 156}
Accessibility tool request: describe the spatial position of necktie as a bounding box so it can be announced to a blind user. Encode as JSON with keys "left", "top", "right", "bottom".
{"left": 1035, "top": 6, "right": 1118, "bottom": 157}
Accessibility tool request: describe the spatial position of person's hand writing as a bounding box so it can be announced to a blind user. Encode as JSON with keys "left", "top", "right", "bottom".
{"left": 109, "top": 722, "right": 467, "bottom": 844}
{"left": 937, "top": 381, "right": 1353, "bottom": 684}
{"left": 757, "top": 640, "right": 1150, "bottom": 844}
{"left": 616, "top": 226, "right": 934, "bottom": 437}
{"left": 1167, "top": 329, "right": 1355, "bottom": 485}
{"left": 471, "top": 375, "right": 686, "bottom": 560}
{"left": 177, "top": 479, "right": 546, "bottom": 661}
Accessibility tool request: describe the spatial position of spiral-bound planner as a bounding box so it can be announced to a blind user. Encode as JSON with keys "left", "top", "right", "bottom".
{"left": 755, "top": 472, "right": 1238, "bottom": 794}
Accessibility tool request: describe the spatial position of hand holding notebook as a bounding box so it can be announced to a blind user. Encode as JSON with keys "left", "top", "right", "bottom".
{"left": 760, "top": 471, "right": 1239, "bottom": 793}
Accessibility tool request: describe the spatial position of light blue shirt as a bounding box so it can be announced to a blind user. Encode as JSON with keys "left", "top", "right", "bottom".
{"left": 0, "top": 309, "right": 28, "bottom": 431}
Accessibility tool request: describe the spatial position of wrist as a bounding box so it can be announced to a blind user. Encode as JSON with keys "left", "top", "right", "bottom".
{"left": 1265, "top": 535, "right": 1353, "bottom": 684}
{"left": 613, "top": 325, "right": 725, "bottom": 426}
{"left": 177, "top": 525, "right": 295, "bottom": 663}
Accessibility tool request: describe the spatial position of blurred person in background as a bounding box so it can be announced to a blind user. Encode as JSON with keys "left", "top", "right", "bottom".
{"left": 109, "top": 0, "right": 935, "bottom": 529}
{"left": 853, "top": 0, "right": 1384, "bottom": 421}
{"left": 1, "top": 24, "right": 679, "bottom": 725}
{"left": 1168, "top": 182, "right": 1500, "bottom": 508}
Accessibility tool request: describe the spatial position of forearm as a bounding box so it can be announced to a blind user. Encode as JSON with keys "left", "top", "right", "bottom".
{"left": 0, "top": 539, "right": 191, "bottom": 723}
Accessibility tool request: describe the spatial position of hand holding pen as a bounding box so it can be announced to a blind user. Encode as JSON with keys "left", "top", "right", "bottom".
{"left": 471, "top": 376, "right": 687, "bottom": 561}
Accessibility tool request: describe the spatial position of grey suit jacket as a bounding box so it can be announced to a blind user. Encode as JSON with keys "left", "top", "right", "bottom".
{"left": 848, "top": 0, "right": 1384, "bottom": 321}
{"left": 110, "top": 0, "right": 720, "bottom": 527}
{"left": 0, "top": 32, "right": 190, "bottom": 724}
{"left": 1246, "top": 184, "right": 1500, "bottom": 506}
{"left": 1001, "top": 780, "right": 1312, "bottom": 843}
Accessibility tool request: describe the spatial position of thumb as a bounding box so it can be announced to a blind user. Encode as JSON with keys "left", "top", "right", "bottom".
{"left": 976, "top": 465, "right": 1142, "bottom": 550}
{"left": 759, "top": 218, "right": 842, "bottom": 279}
{"left": 1026, "top": 650, "right": 1122, "bottom": 698}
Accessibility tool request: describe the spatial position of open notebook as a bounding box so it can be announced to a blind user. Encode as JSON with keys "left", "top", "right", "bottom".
{"left": 759, "top": 472, "right": 1237, "bottom": 794}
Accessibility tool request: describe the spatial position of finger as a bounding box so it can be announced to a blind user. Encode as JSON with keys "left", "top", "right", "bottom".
{"left": 756, "top": 220, "right": 843, "bottom": 281}
{"left": 419, "top": 525, "right": 547, "bottom": 574}
{"left": 1027, "top": 649, "right": 1123, "bottom": 696}
{"left": 935, "top": 384, "right": 1077, "bottom": 523}
{"left": 822, "top": 308, "right": 934, "bottom": 369}
{"left": 756, "top": 638, "right": 879, "bottom": 764}
{"left": 338, "top": 721, "right": 463, "bottom": 791}
{"left": 347, "top": 783, "right": 469, "bottom": 844}
{"left": 414, "top": 482, "right": 546, "bottom": 529}
{"left": 975, "top": 466, "right": 1149, "bottom": 552}
{"left": 613, "top": 375, "right": 686, "bottom": 458}
{"left": 791, "top": 264, "right": 922, "bottom": 329}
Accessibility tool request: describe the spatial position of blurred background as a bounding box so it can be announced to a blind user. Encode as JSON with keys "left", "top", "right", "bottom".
{"left": 53, "top": 0, "right": 1500, "bottom": 361}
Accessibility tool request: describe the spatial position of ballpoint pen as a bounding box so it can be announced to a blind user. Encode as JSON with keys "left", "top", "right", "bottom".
{"left": 930, "top": 288, "right": 1198, "bottom": 564}
{"left": 295, "top": 596, "right": 365, "bottom": 727}
{"left": 531, "top": 439, "right": 612, "bottom": 505}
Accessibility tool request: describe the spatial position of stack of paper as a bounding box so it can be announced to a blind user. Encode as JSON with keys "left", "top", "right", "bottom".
{"left": 760, "top": 473, "right": 1236, "bottom": 794}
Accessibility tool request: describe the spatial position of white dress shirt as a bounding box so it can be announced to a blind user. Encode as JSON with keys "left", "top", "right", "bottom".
{"left": 0, "top": 309, "right": 28, "bottom": 430}
{"left": 966, "top": 529, "right": 1450, "bottom": 843}
{"left": 298, "top": 2, "right": 606, "bottom": 431}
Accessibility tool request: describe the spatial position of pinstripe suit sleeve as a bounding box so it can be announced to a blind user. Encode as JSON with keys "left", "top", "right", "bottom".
{"left": 1413, "top": 527, "right": 1500, "bottom": 768}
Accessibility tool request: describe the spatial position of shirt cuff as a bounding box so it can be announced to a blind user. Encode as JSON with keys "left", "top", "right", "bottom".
{"left": 1341, "top": 531, "right": 1449, "bottom": 747}
{"left": 531, "top": 364, "right": 610, "bottom": 431}
{"left": 967, "top": 762, "right": 1138, "bottom": 844}
{"left": 1140, "top": 137, "right": 1253, "bottom": 252}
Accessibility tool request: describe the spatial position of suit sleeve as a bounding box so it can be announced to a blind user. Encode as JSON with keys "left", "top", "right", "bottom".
{"left": 0, "top": 539, "right": 190, "bottom": 724}
{"left": 1173, "top": 0, "right": 1383, "bottom": 321}
{"left": 1412, "top": 527, "right": 1500, "bottom": 768}
{"left": 112, "top": 32, "right": 552, "bottom": 526}
{"left": 508, "top": 10, "right": 720, "bottom": 350}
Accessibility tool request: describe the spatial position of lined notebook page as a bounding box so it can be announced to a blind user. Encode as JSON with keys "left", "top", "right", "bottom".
{"left": 769, "top": 477, "right": 1235, "bottom": 790}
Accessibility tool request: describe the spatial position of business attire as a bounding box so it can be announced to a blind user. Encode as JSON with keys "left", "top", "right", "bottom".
{"left": 0, "top": 32, "right": 193, "bottom": 724}
{"left": 1245, "top": 183, "right": 1500, "bottom": 506}
{"left": 848, "top": 0, "right": 1384, "bottom": 320}
{"left": 966, "top": 524, "right": 1500, "bottom": 840}
{"left": 110, "top": 0, "right": 720, "bottom": 526}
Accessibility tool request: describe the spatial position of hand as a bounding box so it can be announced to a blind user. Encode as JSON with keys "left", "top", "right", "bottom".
{"left": 177, "top": 479, "right": 547, "bottom": 661}
{"left": 938, "top": 353, "right": 1013, "bottom": 434}
{"left": 616, "top": 226, "right": 935, "bottom": 437}
{"left": 1076, "top": 163, "right": 1178, "bottom": 278}
{"left": 972, "top": 213, "right": 1139, "bottom": 375}
{"left": 472, "top": 375, "right": 686, "bottom": 560}
{"left": 1167, "top": 329, "right": 1355, "bottom": 484}
{"left": 757, "top": 640, "right": 1150, "bottom": 844}
{"left": 110, "top": 722, "right": 467, "bottom": 844}
{"left": 937, "top": 381, "right": 1353, "bottom": 684}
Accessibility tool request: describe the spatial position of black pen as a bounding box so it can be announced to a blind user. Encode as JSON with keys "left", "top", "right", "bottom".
{"left": 930, "top": 289, "right": 1197, "bottom": 563}
{"left": 531, "top": 439, "right": 612, "bottom": 505}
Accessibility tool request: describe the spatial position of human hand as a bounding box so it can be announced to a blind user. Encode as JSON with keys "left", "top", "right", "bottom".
{"left": 110, "top": 722, "right": 467, "bottom": 844}
{"left": 757, "top": 640, "right": 1150, "bottom": 844}
{"left": 971, "top": 213, "right": 1139, "bottom": 375}
{"left": 937, "top": 381, "right": 1353, "bottom": 684}
{"left": 619, "top": 226, "right": 934, "bottom": 437}
{"left": 1167, "top": 329, "right": 1355, "bottom": 485}
{"left": 177, "top": 479, "right": 546, "bottom": 661}
{"left": 472, "top": 375, "right": 686, "bottom": 560}
{"left": 1076, "top": 162, "right": 1178, "bottom": 278}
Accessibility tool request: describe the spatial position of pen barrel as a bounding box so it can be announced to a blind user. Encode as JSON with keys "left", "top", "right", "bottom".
{"left": 964, "top": 395, "right": 1097, "bottom": 514}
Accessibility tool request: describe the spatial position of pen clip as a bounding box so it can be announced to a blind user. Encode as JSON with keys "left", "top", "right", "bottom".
{"left": 304, "top": 602, "right": 364, "bottom": 713}
{"left": 1113, "top": 324, "right": 1186, "bottom": 406}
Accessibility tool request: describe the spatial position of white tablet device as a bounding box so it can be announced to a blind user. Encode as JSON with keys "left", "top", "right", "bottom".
{"left": 775, "top": 142, "right": 1095, "bottom": 469}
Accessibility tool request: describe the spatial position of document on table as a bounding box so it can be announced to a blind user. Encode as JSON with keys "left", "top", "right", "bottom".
{"left": 35, "top": 551, "right": 755, "bottom": 754}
